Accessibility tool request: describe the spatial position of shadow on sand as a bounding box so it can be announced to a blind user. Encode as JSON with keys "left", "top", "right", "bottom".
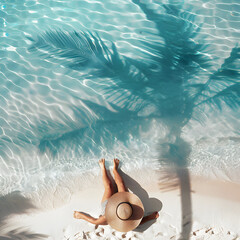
{"left": 0, "top": 191, "right": 48, "bottom": 240}
{"left": 118, "top": 170, "right": 163, "bottom": 232}
{"left": 158, "top": 137, "right": 192, "bottom": 240}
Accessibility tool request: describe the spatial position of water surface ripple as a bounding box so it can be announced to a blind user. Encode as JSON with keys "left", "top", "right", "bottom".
{"left": 0, "top": 0, "right": 240, "bottom": 193}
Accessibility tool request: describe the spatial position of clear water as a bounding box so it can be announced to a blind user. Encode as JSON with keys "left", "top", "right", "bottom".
{"left": 0, "top": 0, "right": 240, "bottom": 196}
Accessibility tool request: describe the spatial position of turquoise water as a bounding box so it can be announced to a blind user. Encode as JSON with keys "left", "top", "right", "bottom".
{"left": 0, "top": 0, "right": 240, "bottom": 195}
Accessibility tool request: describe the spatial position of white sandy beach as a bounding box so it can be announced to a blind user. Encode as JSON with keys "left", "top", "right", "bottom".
{"left": 1, "top": 167, "right": 240, "bottom": 240}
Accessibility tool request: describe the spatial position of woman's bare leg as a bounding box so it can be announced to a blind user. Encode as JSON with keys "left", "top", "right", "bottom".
{"left": 113, "top": 158, "right": 127, "bottom": 192}
{"left": 73, "top": 159, "right": 113, "bottom": 224}
{"left": 99, "top": 158, "right": 114, "bottom": 203}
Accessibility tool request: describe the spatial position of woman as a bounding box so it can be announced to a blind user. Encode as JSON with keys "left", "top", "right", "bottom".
{"left": 74, "top": 158, "right": 159, "bottom": 232}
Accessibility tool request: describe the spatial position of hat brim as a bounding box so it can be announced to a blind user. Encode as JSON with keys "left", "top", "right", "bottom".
{"left": 105, "top": 192, "right": 144, "bottom": 232}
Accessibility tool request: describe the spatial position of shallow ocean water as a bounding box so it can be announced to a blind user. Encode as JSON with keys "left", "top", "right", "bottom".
{"left": 0, "top": 0, "right": 240, "bottom": 195}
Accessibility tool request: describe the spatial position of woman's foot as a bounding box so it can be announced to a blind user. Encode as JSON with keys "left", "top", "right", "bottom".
{"left": 74, "top": 211, "right": 83, "bottom": 219}
{"left": 113, "top": 158, "right": 120, "bottom": 170}
{"left": 140, "top": 211, "right": 159, "bottom": 225}
{"left": 99, "top": 158, "right": 105, "bottom": 170}
{"left": 148, "top": 211, "right": 159, "bottom": 220}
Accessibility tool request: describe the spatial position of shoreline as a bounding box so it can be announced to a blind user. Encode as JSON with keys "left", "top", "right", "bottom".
{"left": 1, "top": 167, "right": 240, "bottom": 239}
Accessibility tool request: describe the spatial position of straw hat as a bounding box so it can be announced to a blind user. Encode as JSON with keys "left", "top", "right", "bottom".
{"left": 105, "top": 192, "right": 144, "bottom": 232}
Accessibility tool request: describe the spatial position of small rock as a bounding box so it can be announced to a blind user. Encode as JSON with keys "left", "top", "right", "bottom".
{"left": 114, "top": 231, "right": 123, "bottom": 238}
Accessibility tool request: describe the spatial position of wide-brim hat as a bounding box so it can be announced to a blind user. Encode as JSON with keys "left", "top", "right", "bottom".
{"left": 105, "top": 192, "right": 144, "bottom": 232}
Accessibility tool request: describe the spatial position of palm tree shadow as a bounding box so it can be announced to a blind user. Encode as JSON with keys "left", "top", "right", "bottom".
{"left": 130, "top": 1, "right": 240, "bottom": 239}
{"left": 0, "top": 191, "right": 48, "bottom": 240}
{"left": 129, "top": 1, "right": 198, "bottom": 238}
{"left": 118, "top": 169, "right": 163, "bottom": 232}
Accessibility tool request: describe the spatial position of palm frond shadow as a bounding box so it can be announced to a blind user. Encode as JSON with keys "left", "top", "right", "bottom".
{"left": 0, "top": 229, "right": 47, "bottom": 240}
{"left": 0, "top": 192, "right": 35, "bottom": 225}
{"left": 38, "top": 103, "right": 151, "bottom": 159}
{"left": 0, "top": 192, "right": 48, "bottom": 240}
{"left": 28, "top": 30, "right": 114, "bottom": 74}
{"left": 27, "top": 29, "right": 149, "bottom": 107}
{"left": 195, "top": 46, "right": 240, "bottom": 112}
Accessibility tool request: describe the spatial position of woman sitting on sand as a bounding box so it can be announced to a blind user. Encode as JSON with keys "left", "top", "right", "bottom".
{"left": 74, "top": 158, "right": 159, "bottom": 232}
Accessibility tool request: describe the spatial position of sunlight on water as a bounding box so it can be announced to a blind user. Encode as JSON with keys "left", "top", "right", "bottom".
{"left": 0, "top": 0, "right": 240, "bottom": 194}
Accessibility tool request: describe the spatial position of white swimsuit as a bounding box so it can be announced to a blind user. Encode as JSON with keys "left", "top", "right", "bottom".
{"left": 100, "top": 200, "right": 108, "bottom": 216}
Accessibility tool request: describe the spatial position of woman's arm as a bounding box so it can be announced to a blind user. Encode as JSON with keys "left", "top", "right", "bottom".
{"left": 74, "top": 211, "right": 107, "bottom": 225}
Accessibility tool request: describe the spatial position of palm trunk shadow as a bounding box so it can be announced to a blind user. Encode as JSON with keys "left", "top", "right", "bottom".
{"left": 158, "top": 137, "right": 192, "bottom": 240}
{"left": 177, "top": 167, "right": 192, "bottom": 240}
